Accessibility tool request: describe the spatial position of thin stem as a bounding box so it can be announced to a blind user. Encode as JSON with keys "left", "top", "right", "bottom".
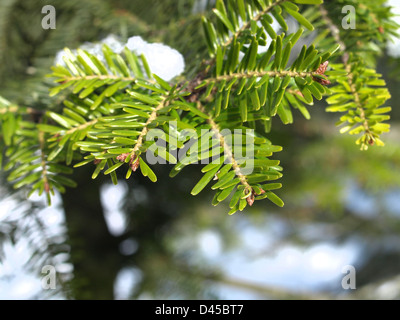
{"left": 66, "top": 119, "right": 98, "bottom": 135}
{"left": 130, "top": 96, "right": 168, "bottom": 158}
{"left": 205, "top": 70, "right": 317, "bottom": 84}
{"left": 196, "top": 102, "right": 252, "bottom": 192}
{"left": 62, "top": 74, "right": 136, "bottom": 82}
{"left": 345, "top": 64, "right": 371, "bottom": 137}
{"left": 61, "top": 74, "right": 158, "bottom": 86}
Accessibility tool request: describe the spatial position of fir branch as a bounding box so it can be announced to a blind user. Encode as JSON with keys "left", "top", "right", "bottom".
{"left": 345, "top": 65, "right": 373, "bottom": 144}
{"left": 320, "top": 4, "right": 383, "bottom": 149}
{"left": 196, "top": 102, "right": 252, "bottom": 193}
{"left": 222, "top": 0, "right": 287, "bottom": 48}
{"left": 61, "top": 74, "right": 136, "bottom": 83}
{"left": 2, "top": 0, "right": 393, "bottom": 213}
{"left": 205, "top": 70, "right": 318, "bottom": 84}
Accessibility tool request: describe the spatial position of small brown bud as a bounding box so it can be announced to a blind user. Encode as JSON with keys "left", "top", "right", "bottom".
{"left": 313, "top": 61, "right": 331, "bottom": 86}
{"left": 116, "top": 152, "right": 130, "bottom": 162}
{"left": 246, "top": 193, "right": 255, "bottom": 206}
{"left": 129, "top": 156, "right": 140, "bottom": 172}
{"left": 316, "top": 61, "right": 329, "bottom": 75}
{"left": 93, "top": 159, "right": 102, "bottom": 165}
{"left": 44, "top": 182, "right": 50, "bottom": 193}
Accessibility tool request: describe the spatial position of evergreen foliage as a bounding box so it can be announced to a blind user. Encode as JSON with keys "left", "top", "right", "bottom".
{"left": 0, "top": 0, "right": 398, "bottom": 214}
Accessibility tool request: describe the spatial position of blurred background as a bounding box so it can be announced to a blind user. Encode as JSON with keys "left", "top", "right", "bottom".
{"left": 1, "top": 0, "right": 400, "bottom": 299}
